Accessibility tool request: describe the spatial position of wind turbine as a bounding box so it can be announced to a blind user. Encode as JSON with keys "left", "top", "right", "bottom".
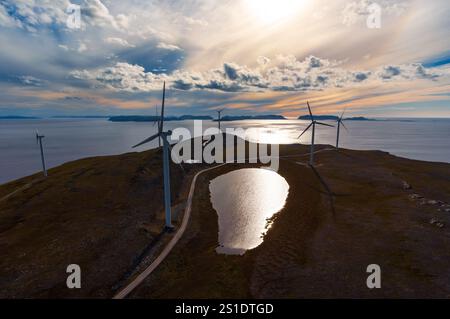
{"left": 133, "top": 82, "right": 175, "bottom": 230}
{"left": 217, "top": 109, "right": 225, "bottom": 131}
{"left": 298, "top": 101, "right": 334, "bottom": 166}
{"left": 35, "top": 130, "right": 47, "bottom": 177}
{"left": 335, "top": 109, "right": 348, "bottom": 149}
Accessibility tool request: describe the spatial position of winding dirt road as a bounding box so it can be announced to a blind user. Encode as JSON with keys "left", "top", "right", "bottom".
{"left": 113, "top": 163, "right": 227, "bottom": 299}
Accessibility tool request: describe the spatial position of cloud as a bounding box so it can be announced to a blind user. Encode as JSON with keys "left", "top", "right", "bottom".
{"left": 82, "top": 0, "right": 119, "bottom": 29}
{"left": 78, "top": 42, "right": 88, "bottom": 53}
{"left": 71, "top": 55, "right": 448, "bottom": 93}
{"left": 377, "top": 64, "right": 442, "bottom": 80}
{"left": 0, "top": 3, "right": 19, "bottom": 27}
{"left": 156, "top": 42, "right": 183, "bottom": 51}
{"left": 379, "top": 65, "right": 401, "bottom": 79}
{"left": 0, "top": 0, "right": 70, "bottom": 31}
{"left": 257, "top": 56, "right": 271, "bottom": 66}
{"left": 58, "top": 44, "right": 69, "bottom": 51}
{"left": 71, "top": 62, "right": 163, "bottom": 91}
{"left": 116, "top": 14, "right": 129, "bottom": 29}
{"left": 353, "top": 71, "right": 371, "bottom": 82}
{"left": 0, "top": 0, "right": 129, "bottom": 31}
{"left": 18, "top": 75, "right": 45, "bottom": 86}
{"left": 0, "top": 0, "right": 69, "bottom": 32}
{"left": 105, "top": 37, "right": 135, "bottom": 48}
{"left": 183, "top": 16, "right": 208, "bottom": 27}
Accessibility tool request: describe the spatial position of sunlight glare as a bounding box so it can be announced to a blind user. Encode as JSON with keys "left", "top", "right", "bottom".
{"left": 246, "top": 0, "right": 306, "bottom": 24}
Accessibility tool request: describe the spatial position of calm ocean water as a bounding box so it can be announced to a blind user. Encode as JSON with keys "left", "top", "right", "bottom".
{"left": 0, "top": 118, "right": 449, "bottom": 184}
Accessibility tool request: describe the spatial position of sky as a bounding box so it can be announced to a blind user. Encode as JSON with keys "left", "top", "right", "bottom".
{"left": 0, "top": 0, "right": 449, "bottom": 118}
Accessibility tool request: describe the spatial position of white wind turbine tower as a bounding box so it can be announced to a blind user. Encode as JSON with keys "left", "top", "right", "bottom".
{"left": 35, "top": 130, "right": 47, "bottom": 177}
{"left": 133, "top": 82, "right": 176, "bottom": 230}
{"left": 298, "top": 101, "right": 334, "bottom": 166}
{"left": 335, "top": 109, "right": 348, "bottom": 149}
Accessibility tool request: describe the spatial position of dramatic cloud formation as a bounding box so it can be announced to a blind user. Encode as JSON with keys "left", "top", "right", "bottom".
{"left": 0, "top": 0, "right": 71, "bottom": 31}
{"left": 0, "top": 0, "right": 132, "bottom": 32}
{"left": 71, "top": 55, "right": 448, "bottom": 93}
{"left": 0, "top": 0, "right": 449, "bottom": 117}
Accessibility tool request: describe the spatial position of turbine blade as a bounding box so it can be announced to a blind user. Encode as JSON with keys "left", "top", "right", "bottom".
{"left": 160, "top": 81, "right": 166, "bottom": 133}
{"left": 339, "top": 108, "right": 346, "bottom": 121}
{"left": 132, "top": 133, "right": 160, "bottom": 148}
{"left": 341, "top": 122, "right": 349, "bottom": 131}
{"left": 307, "top": 101, "right": 314, "bottom": 121}
{"left": 298, "top": 123, "right": 313, "bottom": 139}
{"left": 316, "top": 122, "right": 335, "bottom": 128}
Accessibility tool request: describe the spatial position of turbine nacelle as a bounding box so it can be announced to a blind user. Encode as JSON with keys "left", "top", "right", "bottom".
{"left": 35, "top": 130, "right": 45, "bottom": 143}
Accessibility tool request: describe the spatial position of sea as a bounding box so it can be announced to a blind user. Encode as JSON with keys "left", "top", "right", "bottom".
{"left": 1, "top": 118, "right": 449, "bottom": 184}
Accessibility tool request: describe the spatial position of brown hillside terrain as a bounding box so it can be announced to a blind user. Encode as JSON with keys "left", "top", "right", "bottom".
{"left": 1, "top": 143, "right": 450, "bottom": 298}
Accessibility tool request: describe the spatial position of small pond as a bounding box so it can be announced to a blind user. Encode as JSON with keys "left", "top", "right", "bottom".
{"left": 209, "top": 168, "right": 289, "bottom": 255}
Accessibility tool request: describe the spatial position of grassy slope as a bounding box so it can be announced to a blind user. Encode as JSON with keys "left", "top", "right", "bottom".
{"left": 1, "top": 143, "right": 450, "bottom": 298}
{"left": 131, "top": 145, "right": 450, "bottom": 298}
{"left": 0, "top": 149, "right": 185, "bottom": 298}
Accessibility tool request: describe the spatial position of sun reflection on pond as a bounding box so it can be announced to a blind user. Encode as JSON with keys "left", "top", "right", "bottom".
{"left": 209, "top": 168, "right": 289, "bottom": 255}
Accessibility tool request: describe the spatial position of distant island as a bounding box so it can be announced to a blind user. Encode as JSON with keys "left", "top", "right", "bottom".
{"left": 298, "top": 115, "right": 376, "bottom": 121}
{"left": 0, "top": 116, "right": 40, "bottom": 119}
{"left": 178, "top": 115, "right": 214, "bottom": 120}
{"left": 218, "top": 115, "right": 286, "bottom": 122}
{"left": 110, "top": 115, "right": 286, "bottom": 122}
{"left": 298, "top": 115, "right": 338, "bottom": 121}
{"left": 52, "top": 116, "right": 110, "bottom": 119}
{"left": 345, "top": 116, "right": 377, "bottom": 121}
{"left": 109, "top": 115, "right": 213, "bottom": 122}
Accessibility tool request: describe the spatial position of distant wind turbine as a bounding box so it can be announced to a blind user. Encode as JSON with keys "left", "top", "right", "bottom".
{"left": 133, "top": 82, "right": 177, "bottom": 230}
{"left": 35, "top": 130, "right": 47, "bottom": 177}
{"left": 335, "top": 109, "right": 348, "bottom": 149}
{"left": 298, "top": 101, "right": 334, "bottom": 166}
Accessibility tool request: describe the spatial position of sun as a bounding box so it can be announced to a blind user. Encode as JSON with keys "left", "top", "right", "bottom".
{"left": 246, "top": 0, "right": 305, "bottom": 24}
